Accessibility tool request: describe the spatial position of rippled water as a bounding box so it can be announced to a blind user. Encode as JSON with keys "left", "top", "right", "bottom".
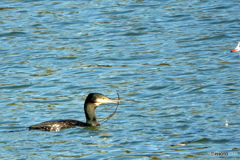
{"left": 1, "top": 0, "right": 240, "bottom": 159}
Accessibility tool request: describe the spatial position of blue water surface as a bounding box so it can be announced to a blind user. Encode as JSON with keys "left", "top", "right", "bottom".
{"left": 1, "top": 0, "right": 240, "bottom": 159}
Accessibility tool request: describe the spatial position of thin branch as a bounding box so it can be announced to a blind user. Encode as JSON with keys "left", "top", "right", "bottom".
{"left": 100, "top": 93, "right": 120, "bottom": 125}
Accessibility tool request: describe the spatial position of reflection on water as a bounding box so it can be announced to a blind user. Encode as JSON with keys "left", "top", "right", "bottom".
{"left": 1, "top": 0, "right": 240, "bottom": 159}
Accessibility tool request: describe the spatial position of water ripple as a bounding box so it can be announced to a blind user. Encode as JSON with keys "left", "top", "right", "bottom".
{"left": 1, "top": 0, "right": 240, "bottom": 159}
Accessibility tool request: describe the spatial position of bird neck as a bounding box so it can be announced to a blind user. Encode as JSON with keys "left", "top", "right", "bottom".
{"left": 84, "top": 102, "right": 98, "bottom": 126}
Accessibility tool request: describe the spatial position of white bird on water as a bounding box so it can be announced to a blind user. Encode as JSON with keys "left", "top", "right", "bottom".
{"left": 230, "top": 42, "right": 240, "bottom": 53}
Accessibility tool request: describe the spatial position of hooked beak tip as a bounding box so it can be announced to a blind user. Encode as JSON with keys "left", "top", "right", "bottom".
{"left": 111, "top": 99, "right": 120, "bottom": 103}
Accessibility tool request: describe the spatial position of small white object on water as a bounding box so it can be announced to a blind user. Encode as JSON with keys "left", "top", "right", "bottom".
{"left": 230, "top": 42, "right": 240, "bottom": 53}
{"left": 225, "top": 121, "right": 228, "bottom": 127}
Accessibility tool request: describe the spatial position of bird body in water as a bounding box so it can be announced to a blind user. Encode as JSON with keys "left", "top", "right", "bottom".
{"left": 29, "top": 93, "right": 120, "bottom": 131}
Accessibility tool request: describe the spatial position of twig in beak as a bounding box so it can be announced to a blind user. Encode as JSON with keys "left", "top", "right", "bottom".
{"left": 100, "top": 93, "right": 120, "bottom": 125}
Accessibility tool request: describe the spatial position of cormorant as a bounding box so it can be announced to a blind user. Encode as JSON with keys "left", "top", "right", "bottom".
{"left": 29, "top": 93, "right": 120, "bottom": 131}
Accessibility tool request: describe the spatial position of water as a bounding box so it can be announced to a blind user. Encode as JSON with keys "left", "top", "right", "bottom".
{"left": 1, "top": 0, "right": 240, "bottom": 159}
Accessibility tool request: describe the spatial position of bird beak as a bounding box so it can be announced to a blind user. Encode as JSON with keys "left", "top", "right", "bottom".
{"left": 97, "top": 98, "right": 120, "bottom": 105}
{"left": 102, "top": 98, "right": 120, "bottom": 104}
{"left": 230, "top": 48, "right": 237, "bottom": 53}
